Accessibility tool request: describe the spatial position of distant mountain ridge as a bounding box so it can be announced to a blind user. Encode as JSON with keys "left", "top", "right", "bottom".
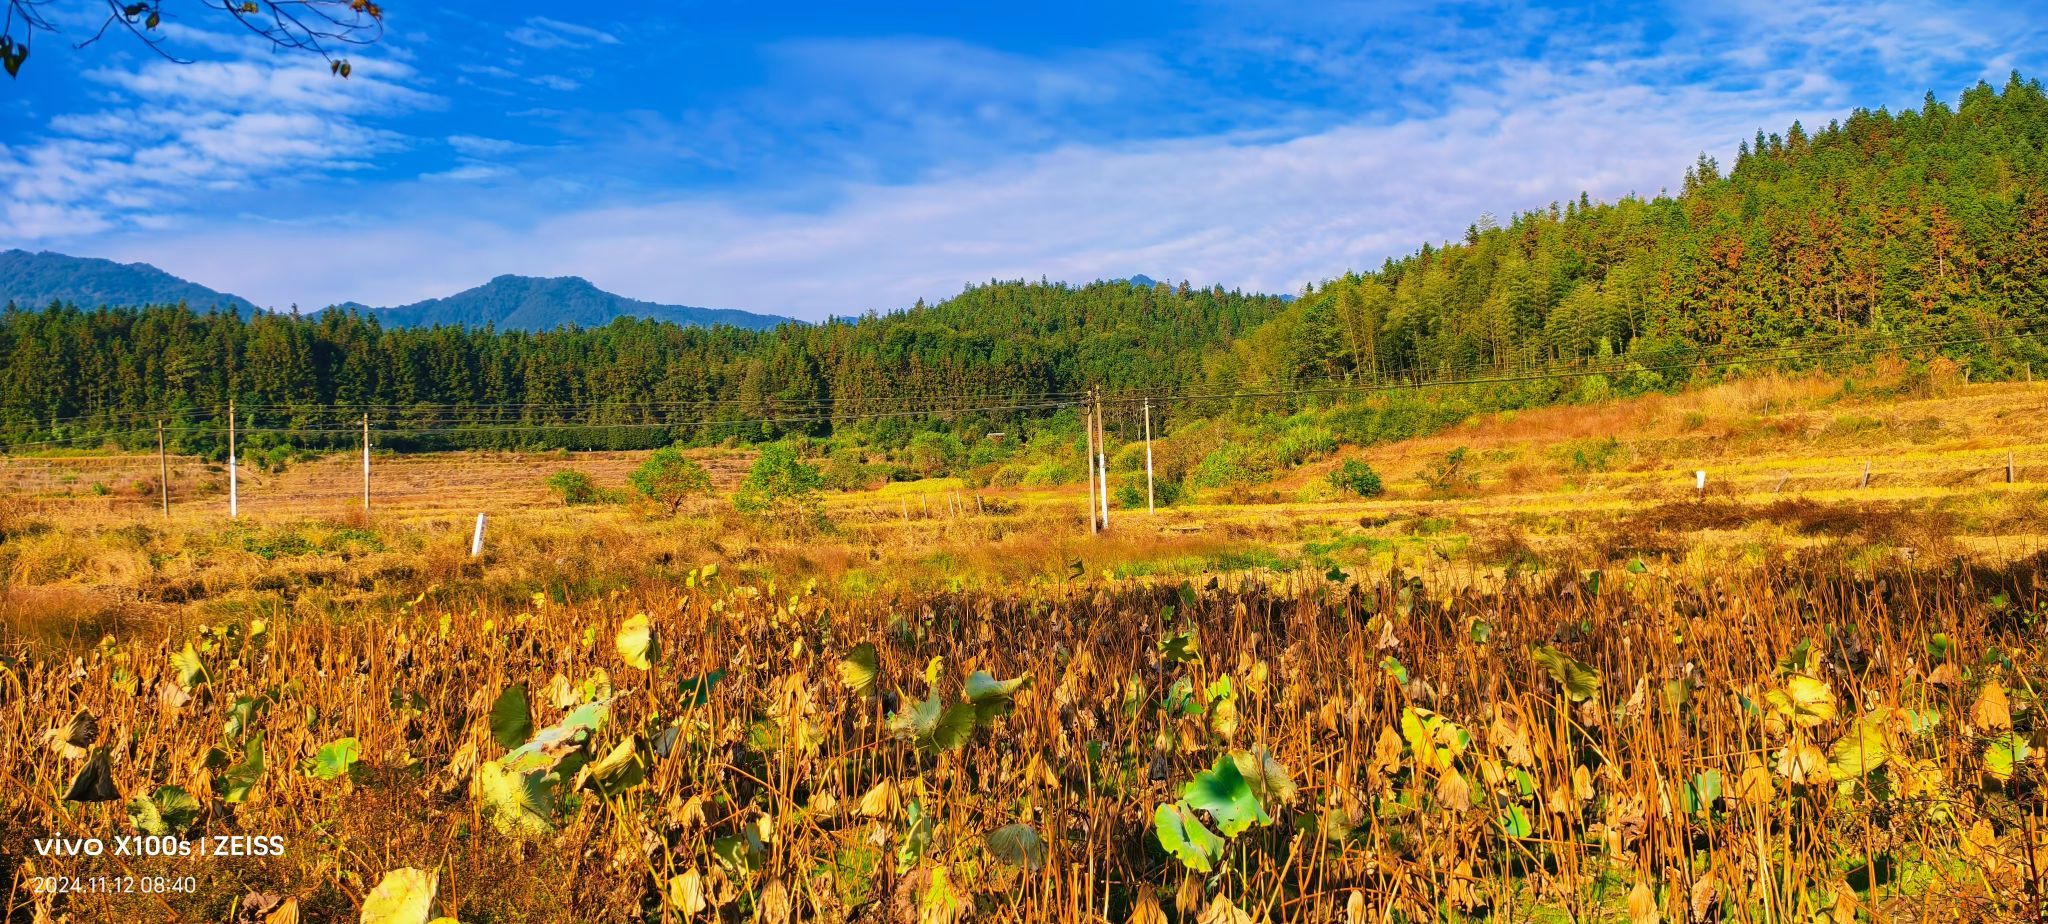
{"left": 352, "top": 274, "right": 796, "bottom": 331}
{"left": 0, "top": 250, "right": 795, "bottom": 331}
{"left": 1, "top": 251, "right": 1277, "bottom": 332}
{"left": 0, "top": 249, "right": 257, "bottom": 313}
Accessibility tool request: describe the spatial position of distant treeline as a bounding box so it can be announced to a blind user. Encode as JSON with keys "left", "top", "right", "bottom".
{"left": 5, "top": 75, "right": 2048, "bottom": 456}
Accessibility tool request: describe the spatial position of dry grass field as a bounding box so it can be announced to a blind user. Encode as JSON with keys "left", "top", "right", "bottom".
{"left": 3, "top": 370, "right": 2048, "bottom": 922}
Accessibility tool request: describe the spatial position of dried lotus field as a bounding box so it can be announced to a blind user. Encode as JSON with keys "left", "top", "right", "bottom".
{"left": 5, "top": 550, "right": 2048, "bottom": 923}
{"left": 3, "top": 375, "right": 2048, "bottom": 922}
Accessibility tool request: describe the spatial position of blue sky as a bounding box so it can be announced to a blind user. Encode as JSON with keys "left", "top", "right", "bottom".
{"left": 2, "top": 0, "right": 2043, "bottom": 319}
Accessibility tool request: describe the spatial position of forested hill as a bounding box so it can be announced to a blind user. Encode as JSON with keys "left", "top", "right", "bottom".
{"left": 345, "top": 274, "right": 796, "bottom": 332}
{"left": 3, "top": 75, "right": 2047, "bottom": 452}
{"left": 0, "top": 250, "right": 257, "bottom": 315}
{"left": 1233, "top": 73, "right": 2048, "bottom": 389}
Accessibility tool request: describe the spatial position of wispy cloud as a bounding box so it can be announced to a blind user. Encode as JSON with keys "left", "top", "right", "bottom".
{"left": 85, "top": 47, "right": 1885, "bottom": 312}
{"left": 421, "top": 164, "right": 513, "bottom": 182}
{"left": 507, "top": 16, "right": 619, "bottom": 50}
{"left": 448, "top": 135, "right": 531, "bottom": 157}
{"left": 0, "top": 46, "right": 433, "bottom": 239}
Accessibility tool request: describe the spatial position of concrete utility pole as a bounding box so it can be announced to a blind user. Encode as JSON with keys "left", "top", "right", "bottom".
{"left": 361, "top": 413, "right": 372, "bottom": 516}
{"left": 1084, "top": 395, "right": 1098, "bottom": 534}
{"left": 1095, "top": 390, "right": 1109, "bottom": 531}
{"left": 228, "top": 400, "right": 238, "bottom": 520}
{"left": 157, "top": 420, "right": 169, "bottom": 519}
{"left": 1143, "top": 398, "right": 1155, "bottom": 515}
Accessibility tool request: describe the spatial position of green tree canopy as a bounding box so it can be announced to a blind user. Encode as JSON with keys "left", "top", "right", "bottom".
{"left": 629, "top": 447, "right": 712, "bottom": 514}
{"left": 733, "top": 443, "right": 827, "bottom": 534}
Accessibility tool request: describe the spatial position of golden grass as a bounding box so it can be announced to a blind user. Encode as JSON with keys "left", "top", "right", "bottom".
{"left": 3, "top": 374, "right": 2048, "bottom": 920}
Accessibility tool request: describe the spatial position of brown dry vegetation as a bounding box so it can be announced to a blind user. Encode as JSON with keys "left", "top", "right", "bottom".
{"left": 2, "top": 375, "right": 2047, "bottom": 922}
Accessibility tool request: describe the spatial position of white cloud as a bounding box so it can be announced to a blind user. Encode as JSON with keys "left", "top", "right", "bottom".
{"left": 527, "top": 73, "right": 580, "bottom": 92}
{"left": 92, "top": 69, "right": 1830, "bottom": 314}
{"left": 448, "top": 134, "right": 529, "bottom": 156}
{"left": 0, "top": 50, "right": 431, "bottom": 243}
{"left": 507, "top": 16, "right": 619, "bottom": 50}
{"left": 421, "top": 164, "right": 512, "bottom": 182}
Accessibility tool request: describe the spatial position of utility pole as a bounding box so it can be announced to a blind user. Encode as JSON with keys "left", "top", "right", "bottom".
{"left": 1084, "top": 395, "right": 1098, "bottom": 534}
{"left": 1095, "top": 390, "right": 1109, "bottom": 531}
{"left": 157, "top": 420, "right": 169, "bottom": 519}
{"left": 361, "top": 413, "right": 371, "bottom": 517}
{"left": 1143, "top": 398, "right": 1155, "bottom": 515}
{"left": 227, "top": 400, "right": 238, "bottom": 520}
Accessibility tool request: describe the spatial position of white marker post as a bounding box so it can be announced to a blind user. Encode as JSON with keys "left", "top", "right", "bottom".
{"left": 471, "top": 513, "right": 487, "bottom": 557}
{"left": 1695, "top": 470, "right": 1706, "bottom": 495}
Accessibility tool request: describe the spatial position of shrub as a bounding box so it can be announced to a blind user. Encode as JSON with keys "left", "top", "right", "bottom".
{"left": 1419, "top": 447, "right": 1476, "bottom": 494}
{"left": 965, "top": 439, "right": 1011, "bottom": 468}
{"left": 545, "top": 470, "right": 603, "bottom": 506}
{"left": 1271, "top": 425, "right": 1338, "bottom": 467}
{"left": 823, "top": 447, "right": 876, "bottom": 492}
{"left": 1189, "top": 444, "right": 1273, "bottom": 490}
{"left": 629, "top": 447, "right": 712, "bottom": 514}
{"left": 1327, "top": 459, "right": 1385, "bottom": 497}
{"left": 1559, "top": 436, "right": 1624, "bottom": 474}
{"left": 1110, "top": 443, "right": 1149, "bottom": 473}
{"left": 733, "top": 443, "right": 828, "bottom": 534}
{"left": 987, "top": 463, "right": 1030, "bottom": 488}
{"left": 905, "top": 431, "right": 966, "bottom": 478}
{"left": 1114, "top": 475, "right": 1181, "bottom": 509}
{"left": 1020, "top": 458, "right": 1080, "bottom": 487}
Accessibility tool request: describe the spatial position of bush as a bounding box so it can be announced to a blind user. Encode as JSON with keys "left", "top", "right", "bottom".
{"left": 629, "top": 447, "right": 712, "bottom": 513}
{"left": 1113, "top": 475, "right": 1182, "bottom": 509}
{"left": 1271, "top": 425, "right": 1338, "bottom": 467}
{"left": 733, "top": 443, "right": 828, "bottom": 534}
{"left": 823, "top": 447, "right": 877, "bottom": 492}
{"left": 1020, "top": 458, "right": 1080, "bottom": 487}
{"left": 905, "top": 431, "right": 966, "bottom": 478}
{"left": 965, "top": 438, "right": 1011, "bottom": 468}
{"left": 1558, "top": 436, "right": 1624, "bottom": 474}
{"left": 987, "top": 463, "right": 1031, "bottom": 488}
{"left": 1189, "top": 444, "right": 1274, "bottom": 490}
{"left": 1110, "top": 443, "right": 1149, "bottom": 473}
{"left": 545, "top": 470, "right": 604, "bottom": 506}
{"left": 1327, "top": 459, "right": 1385, "bottom": 497}
{"left": 1419, "top": 447, "right": 1476, "bottom": 494}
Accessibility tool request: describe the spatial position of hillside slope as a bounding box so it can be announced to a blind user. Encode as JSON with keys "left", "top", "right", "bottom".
{"left": 354, "top": 274, "right": 795, "bottom": 331}
{"left": 0, "top": 250, "right": 257, "bottom": 313}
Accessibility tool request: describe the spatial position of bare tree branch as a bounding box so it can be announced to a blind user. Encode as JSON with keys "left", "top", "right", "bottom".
{"left": 2, "top": 0, "right": 385, "bottom": 80}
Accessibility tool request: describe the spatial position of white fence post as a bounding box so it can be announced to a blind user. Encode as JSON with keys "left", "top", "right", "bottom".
{"left": 471, "top": 513, "right": 487, "bottom": 557}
